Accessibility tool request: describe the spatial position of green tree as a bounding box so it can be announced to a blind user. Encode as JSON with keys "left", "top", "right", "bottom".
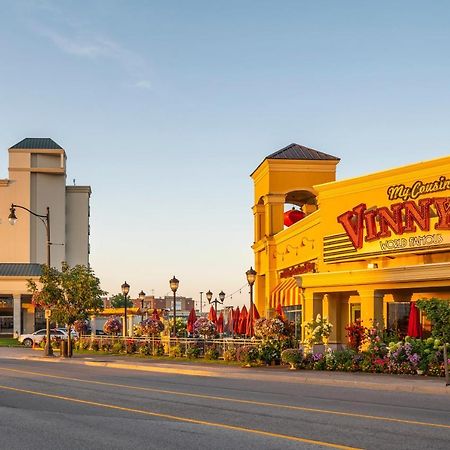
{"left": 28, "top": 262, "right": 106, "bottom": 356}
{"left": 416, "top": 298, "right": 450, "bottom": 342}
{"left": 110, "top": 293, "right": 133, "bottom": 308}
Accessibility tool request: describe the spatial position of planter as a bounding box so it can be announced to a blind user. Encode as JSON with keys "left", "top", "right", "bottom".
{"left": 289, "top": 363, "right": 298, "bottom": 370}
{"left": 312, "top": 344, "right": 325, "bottom": 354}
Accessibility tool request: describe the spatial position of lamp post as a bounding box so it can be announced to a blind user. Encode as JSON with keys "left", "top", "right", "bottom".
{"left": 206, "top": 290, "right": 225, "bottom": 316}
{"left": 9, "top": 203, "right": 53, "bottom": 357}
{"left": 138, "top": 290, "right": 146, "bottom": 320}
{"left": 121, "top": 281, "right": 130, "bottom": 337}
{"left": 169, "top": 276, "right": 179, "bottom": 337}
{"left": 246, "top": 267, "right": 257, "bottom": 336}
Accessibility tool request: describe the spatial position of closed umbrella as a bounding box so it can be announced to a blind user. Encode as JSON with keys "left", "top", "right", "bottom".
{"left": 208, "top": 305, "right": 217, "bottom": 324}
{"left": 225, "top": 307, "right": 234, "bottom": 333}
{"left": 187, "top": 307, "right": 197, "bottom": 334}
{"left": 407, "top": 302, "right": 422, "bottom": 338}
{"left": 151, "top": 308, "right": 160, "bottom": 320}
{"left": 238, "top": 305, "right": 248, "bottom": 335}
{"left": 276, "top": 303, "right": 285, "bottom": 319}
{"left": 217, "top": 311, "right": 224, "bottom": 334}
{"left": 247, "top": 303, "right": 260, "bottom": 337}
{"left": 233, "top": 306, "right": 240, "bottom": 334}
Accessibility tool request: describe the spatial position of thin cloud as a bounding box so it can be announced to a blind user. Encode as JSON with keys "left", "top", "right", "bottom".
{"left": 134, "top": 80, "right": 152, "bottom": 89}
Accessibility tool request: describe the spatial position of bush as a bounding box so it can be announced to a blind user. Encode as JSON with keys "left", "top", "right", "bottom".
{"left": 112, "top": 342, "right": 123, "bottom": 353}
{"left": 138, "top": 342, "right": 151, "bottom": 356}
{"left": 170, "top": 344, "right": 183, "bottom": 357}
{"left": 90, "top": 339, "right": 99, "bottom": 351}
{"left": 125, "top": 339, "right": 137, "bottom": 353}
{"left": 153, "top": 341, "right": 165, "bottom": 356}
{"left": 236, "top": 345, "right": 259, "bottom": 365}
{"left": 204, "top": 347, "right": 219, "bottom": 360}
{"left": 223, "top": 348, "right": 237, "bottom": 361}
{"left": 259, "top": 342, "right": 281, "bottom": 365}
{"left": 186, "top": 347, "right": 201, "bottom": 359}
{"left": 281, "top": 348, "right": 303, "bottom": 369}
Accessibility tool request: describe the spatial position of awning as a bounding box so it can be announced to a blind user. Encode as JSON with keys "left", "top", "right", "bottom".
{"left": 270, "top": 277, "right": 300, "bottom": 308}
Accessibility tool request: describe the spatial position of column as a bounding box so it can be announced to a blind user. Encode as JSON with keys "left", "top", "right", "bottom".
{"left": 253, "top": 203, "right": 265, "bottom": 242}
{"left": 263, "top": 194, "right": 285, "bottom": 236}
{"left": 358, "top": 289, "right": 384, "bottom": 328}
{"left": 13, "top": 294, "right": 21, "bottom": 337}
{"left": 323, "top": 294, "right": 338, "bottom": 345}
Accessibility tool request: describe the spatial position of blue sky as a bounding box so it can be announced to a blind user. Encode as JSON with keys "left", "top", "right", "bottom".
{"left": 1, "top": 1, "right": 450, "bottom": 306}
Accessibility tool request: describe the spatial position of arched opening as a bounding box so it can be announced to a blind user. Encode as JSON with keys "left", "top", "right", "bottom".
{"left": 283, "top": 189, "right": 317, "bottom": 227}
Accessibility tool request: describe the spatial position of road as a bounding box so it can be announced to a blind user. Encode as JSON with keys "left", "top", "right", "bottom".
{"left": 0, "top": 354, "right": 449, "bottom": 450}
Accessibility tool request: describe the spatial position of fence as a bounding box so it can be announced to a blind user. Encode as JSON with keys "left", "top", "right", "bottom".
{"left": 78, "top": 335, "right": 261, "bottom": 359}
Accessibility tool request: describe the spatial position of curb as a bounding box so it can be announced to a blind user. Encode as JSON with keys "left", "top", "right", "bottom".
{"left": 3, "top": 353, "right": 449, "bottom": 395}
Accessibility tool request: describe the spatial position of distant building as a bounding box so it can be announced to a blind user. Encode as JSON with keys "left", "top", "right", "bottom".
{"left": 0, "top": 138, "right": 91, "bottom": 336}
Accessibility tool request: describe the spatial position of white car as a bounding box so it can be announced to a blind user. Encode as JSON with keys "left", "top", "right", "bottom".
{"left": 18, "top": 329, "right": 68, "bottom": 347}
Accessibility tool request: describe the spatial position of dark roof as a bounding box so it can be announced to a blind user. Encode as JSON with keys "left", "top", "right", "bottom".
{"left": 0, "top": 263, "right": 42, "bottom": 277}
{"left": 10, "top": 138, "right": 63, "bottom": 150}
{"left": 266, "top": 143, "right": 340, "bottom": 161}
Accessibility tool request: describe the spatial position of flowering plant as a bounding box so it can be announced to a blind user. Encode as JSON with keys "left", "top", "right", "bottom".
{"left": 73, "top": 319, "right": 88, "bottom": 335}
{"left": 304, "top": 314, "right": 333, "bottom": 349}
{"left": 193, "top": 317, "right": 216, "bottom": 337}
{"left": 345, "top": 320, "right": 366, "bottom": 351}
{"left": 103, "top": 316, "right": 122, "bottom": 335}
{"left": 254, "top": 317, "right": 287, "bottom": 339}
{"left": 140, "top": 318, "right": 164, "bottom": 336}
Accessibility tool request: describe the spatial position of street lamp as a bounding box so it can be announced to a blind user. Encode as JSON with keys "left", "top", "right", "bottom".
{"left": 169, "top": 276, "right": 179, "bottom": 337}
{"left": 246, "top": 267, "right": 257, "bottom": 336}
{"left": 138, "top": 290, "right": 146, "bottom": 320}
{"left": 9, "top": 203, "right": 53, "bottom": 357}
{"left": 206, "top": 290, "right": 225, "bottom": 316}
{"left": 121, "top": 281, "right": 130, "bottom": 337}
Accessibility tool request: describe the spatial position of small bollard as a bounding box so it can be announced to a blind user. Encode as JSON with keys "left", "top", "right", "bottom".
{"left": 60, "top": 340, "right": 68, "bottom": 358}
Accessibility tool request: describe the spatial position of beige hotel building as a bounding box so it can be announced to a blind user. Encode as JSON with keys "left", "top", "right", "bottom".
{"left": 0, "top": 138, "right": 91, "bottom": 336}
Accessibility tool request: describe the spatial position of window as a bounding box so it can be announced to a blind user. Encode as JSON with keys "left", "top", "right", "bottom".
{"left": 387, "top": 302, "right": 410, "bottom": 336}
{"left": 283, "top": 305, "right": 302, "bottom": 340}
{"left": 350, "top": 303, "right": 361, "bottom": 323}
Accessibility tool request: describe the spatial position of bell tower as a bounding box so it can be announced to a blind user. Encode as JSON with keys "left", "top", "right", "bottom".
{"left": 250, "top": 143, "right": 340, "bottom": 315}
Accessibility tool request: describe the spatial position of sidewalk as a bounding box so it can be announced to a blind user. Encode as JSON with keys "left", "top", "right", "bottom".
{"left": 1, "top": 346, "right": 449, "bottom": 396}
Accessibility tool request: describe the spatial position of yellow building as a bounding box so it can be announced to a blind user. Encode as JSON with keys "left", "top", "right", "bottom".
{"left": 251, "top": 143, "right": 450, "bottom": 346}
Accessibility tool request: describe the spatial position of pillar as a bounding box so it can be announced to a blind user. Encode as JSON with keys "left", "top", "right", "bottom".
{"left": 253, "top": 203, "right": 265, "bottom": 242}
{"left": 323, "top": 294, "right": 338, "bottom": 345}
{"left": 13, "top": 294, "right": 21, "bottom": 337}
{"left": 263, "top": 194, "right": 285, "bottom": 236}
{"left": 358, "top": 289, "right": 384, "bottom": 328}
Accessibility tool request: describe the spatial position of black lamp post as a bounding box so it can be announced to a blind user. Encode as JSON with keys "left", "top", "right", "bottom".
{"left": 138, "top": 290, "right": 146, "bottom": 320}
{"left": 169, "top": 276, "right": 179, "bottom": 337}
{"left": 9, "top": 203, "right": 53, "bottom": 357}
{"left": 206, "top": 290, "right": 225, "bottom": 316}
{"left": 121, "top": 281, "right": 130, "bottom": 337}
{"left": 246, "top": 267, "right": 257, "bottom": 336}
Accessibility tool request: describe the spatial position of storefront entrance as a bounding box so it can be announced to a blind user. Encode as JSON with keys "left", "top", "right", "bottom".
{"left": 0, "top": 297, "right": 13, "bottom": 335}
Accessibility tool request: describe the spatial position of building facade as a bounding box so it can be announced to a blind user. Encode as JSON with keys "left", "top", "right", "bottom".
{"left": 251, "top": 143, "right": 450, "bottom": 345}
{"left": 0, "top": 138, "right": 91, "bottom": 336}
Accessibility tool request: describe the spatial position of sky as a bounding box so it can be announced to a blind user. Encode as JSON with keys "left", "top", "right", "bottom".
{"left": 1, "top": 0, "right": 450, "bottom": 308}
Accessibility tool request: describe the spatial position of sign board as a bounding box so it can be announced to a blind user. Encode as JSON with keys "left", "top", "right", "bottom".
{"left": 45, "top": 309, "right": 51, "bottom": 319}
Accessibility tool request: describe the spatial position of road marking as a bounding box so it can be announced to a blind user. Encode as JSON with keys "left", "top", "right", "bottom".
{"left": 0, "top": 384, "right": 359, "bottom": 450}
{"left": 2, "top": 367, "right": 449, "bottom": 430}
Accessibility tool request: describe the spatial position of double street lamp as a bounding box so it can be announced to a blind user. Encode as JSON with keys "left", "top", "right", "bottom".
{"left": 9, "top": 203, "right": 53, "bottom": 357}
{"left": 206, "top": 290, "right": 225, "bottom": 316}
{"left": 169, "top": 276, "right": 179, "bottom": 337}
{"left": 121, "top": 281, "right": 130, "bottom": 337}
{"left": 246, "top": 267, "right": 257, "bottom": 336}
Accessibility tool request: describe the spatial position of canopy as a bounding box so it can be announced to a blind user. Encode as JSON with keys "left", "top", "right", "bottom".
{"left": 187, "top": 307, "right": 197, "bottom": 334}
{"left": 407, "top": 302, "right": 422, "bottom": 338}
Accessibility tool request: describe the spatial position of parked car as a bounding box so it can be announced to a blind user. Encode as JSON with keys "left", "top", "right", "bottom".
{"left": 18, "top": 329, "right": 68, "bottom": 347}
{"left": 56, "top": 328, "right": 79, "bottom": 339}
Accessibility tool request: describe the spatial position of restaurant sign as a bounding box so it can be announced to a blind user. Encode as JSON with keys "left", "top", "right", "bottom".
{"left": 325, "top": 176, "right": 450, "bottom": 262}
{"left": 280, "top": 261, "right": 316, "bottom": 278}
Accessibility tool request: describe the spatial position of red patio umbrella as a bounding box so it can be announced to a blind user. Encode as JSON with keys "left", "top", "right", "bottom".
{"left": 233, "top": 306, "right": 240, "bottom": 334}
{"left": 251, "top": 303, "right": 260, "bottom": 320}
{"left": 151, "top": 308, "right": 160, "bottom": 320}
{"left": 238, "top": 305, "right": 248, "bottom": 335}
{"left": 208, "top": 305, "right": 217, "bottom": 324}
{"left": 225, "top": 307, "right": 234, "bottom": 333}
{"left": 246, "top": 303, "right": 260, "bottom": 337}
{"left": 187, "top": 307, "right": 197, "bottom": 334}
{"left": 407, "top": 302, "right": 422, "bottom": 338}
{"left": 217, "top": 311, "right": 224, "bottom": 333}
{"left": 276, "top": 303, "right": 285, "bottom": 319}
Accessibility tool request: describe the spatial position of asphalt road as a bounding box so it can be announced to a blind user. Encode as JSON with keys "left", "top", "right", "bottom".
{"left": 0, "top": 356, "right": 449, "bottom": 450}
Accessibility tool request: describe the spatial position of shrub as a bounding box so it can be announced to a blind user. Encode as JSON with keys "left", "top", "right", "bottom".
{"left": 204, "top": 347, "right": 219, "bottom": 360}
{"left": 281, "top": 348, "right": 303, "bottom": 369}
{"left": 125, "top": 339, "right": 137, "bottom": 353}
{"left": 345, "top": 320, "right": 366, "bottom": 351}
{"left": 170, "top": 344, "right": 183, "bottom": 357}
{"left": 186, "top": 346, "right": 201, "bottom": 359}
{"left": 112, "top": 341, "right": 124, "bottom": 353}
{"left": 90, "top": 339, "right": 99, "bottom": 351}
{"left": 259, "top": 341, "right": 281, "bottom": 365}
{"left": 236, "top": 345, "right": 259, "bottom": 365}
{"left": 138, "top": 342, "right": 151, "bottom": 355}
{"left": 223, "top": 347, "right": 237, "bottom": 361}
{"left": 153, "top": 341, "right": 165, "bottom": 356}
